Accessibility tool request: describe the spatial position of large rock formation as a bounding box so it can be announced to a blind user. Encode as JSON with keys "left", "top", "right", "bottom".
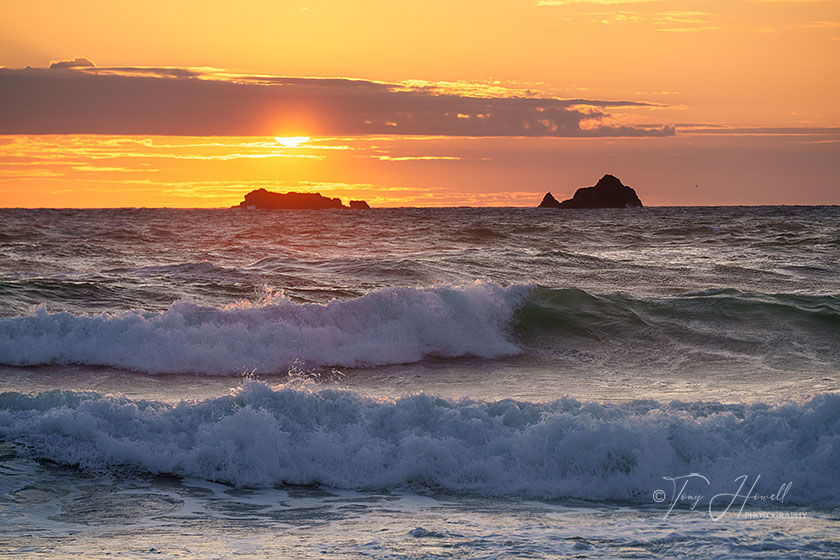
{"left": 237, "top": 188, "right": 369, "bottom": 210}
{"left": 538, "top": 192, "right": 562, "bottom": 208}
{"left": 349, "top": 200, "right": 371, "bottom": 209}
{"left": 539, "top": 175, "right": 643, "bottom": 209}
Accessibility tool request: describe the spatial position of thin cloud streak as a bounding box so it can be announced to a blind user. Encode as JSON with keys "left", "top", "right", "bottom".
{"left": 537, "top": 0, "right": 660, "bottom": 5}
{"left": 375, "top": 156, "right": 464, "bottom": 161}
{"left": 682, "top": 126, "right": 840, "bottom": 135}
{"left": 0, "top": 66, "right": 674, "bottom": 138}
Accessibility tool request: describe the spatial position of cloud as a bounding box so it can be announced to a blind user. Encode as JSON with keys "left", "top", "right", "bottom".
{"left": 681, "top": 126, "right": 840, "bottom": 135}
{"left": 657, "top": 25, "right": 719, "bottom": 32}
{"left": 804, "top": 20, "right": 840, "bottom": 28}
{"left": 375, "top": 155, "right": 463, "bottom": 161}
{"left": 0, "top": 65, "right": 674, "bottom": 138}
{"left": 537, "top": 0, "right": 659, "bottom": 5}
{"left": 49, "top": 57, "right": 95, "bottom": 69}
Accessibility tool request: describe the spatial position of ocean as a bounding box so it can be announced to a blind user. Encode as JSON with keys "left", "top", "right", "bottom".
{"left": 0, "top": 206, "right": 838, "bottom": 558}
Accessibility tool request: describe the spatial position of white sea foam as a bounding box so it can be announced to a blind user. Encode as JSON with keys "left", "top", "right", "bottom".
{"left": 0, "top": 283, "right": 529, "bottom": 374}
{"left": 0, "top": 382, "right": 837, "bottom": 506}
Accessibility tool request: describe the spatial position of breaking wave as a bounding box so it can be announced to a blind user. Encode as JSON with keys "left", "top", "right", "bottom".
{"left": 0, "top": 283, "right": 528, "bottom": 374}
{"left": 0, "top": 382, "right": 837, "bottom": 505}
{"left": 0, "top": 283, "right": 837, "bottom": 374}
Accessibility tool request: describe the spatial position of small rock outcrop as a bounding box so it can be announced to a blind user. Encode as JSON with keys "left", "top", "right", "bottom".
{"left": 237, "top": 188, "right": 369, "bottom": 210}
{"left": 349, "top": 200, "right": 371, "bottom": 209}
{"left": 538, "top": 192, "right": 562, "bottom": 208}
{"left": 539, "top": 175, "right": 643, "bottom": 209}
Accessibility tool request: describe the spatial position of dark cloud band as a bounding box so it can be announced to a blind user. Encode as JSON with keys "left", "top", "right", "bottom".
{"left": 0, "top": 66, "right": 675, "bottom": 137}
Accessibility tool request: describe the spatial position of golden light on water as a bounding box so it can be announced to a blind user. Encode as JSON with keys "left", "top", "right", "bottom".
{"left": 274, "top": 136, "right": 310, "bottom": 148}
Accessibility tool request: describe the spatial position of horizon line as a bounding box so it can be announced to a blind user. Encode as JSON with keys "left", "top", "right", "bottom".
{"left": 2, "top": 204, "right": 838, "bottom": 210}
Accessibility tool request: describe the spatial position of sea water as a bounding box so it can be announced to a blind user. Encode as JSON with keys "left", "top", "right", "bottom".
{"left": 0, "top": 206, "right": 838, "bottom": 558}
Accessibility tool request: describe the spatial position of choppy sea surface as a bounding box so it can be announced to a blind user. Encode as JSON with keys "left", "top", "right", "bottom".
{"left": 1, "top": 206, "right": 838, "bottom": 558}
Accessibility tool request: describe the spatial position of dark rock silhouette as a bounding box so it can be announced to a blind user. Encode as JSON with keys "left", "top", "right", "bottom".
{"left": 349, "top": 200, "right": 371, "bottom": 209}
{"left": 238, "top": 188, "right": 368, "bottom": 210}
{"left": 539, "top": 175, "right": 643, "bottom": 209}
{"left": 538, "top": 192, "right": 562, "bottom": 208}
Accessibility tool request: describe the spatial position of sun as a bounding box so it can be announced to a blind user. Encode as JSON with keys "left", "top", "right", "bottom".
{"left": 274, "top": 136, "right": 310, "bottom": 148}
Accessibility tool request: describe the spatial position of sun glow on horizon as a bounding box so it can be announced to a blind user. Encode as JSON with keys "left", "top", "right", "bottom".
{"left": 274, "top": 136, "right": 311, "bottom": 148}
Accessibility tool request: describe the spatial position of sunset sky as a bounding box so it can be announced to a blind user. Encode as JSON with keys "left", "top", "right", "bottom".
{"left": 2, "top": 0, "right": 838, "bottom": 206}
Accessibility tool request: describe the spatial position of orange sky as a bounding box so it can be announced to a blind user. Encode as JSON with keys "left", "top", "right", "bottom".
{"left": 1, "top": 0, "right": 838, "bottom": 206}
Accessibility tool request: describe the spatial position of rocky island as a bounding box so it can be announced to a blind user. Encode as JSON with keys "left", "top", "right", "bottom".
{"left": 237, "top": 188, "right": 369, "bottom": 210}
{"left": 539, "top": 174, "right": 643, "bottom": 209}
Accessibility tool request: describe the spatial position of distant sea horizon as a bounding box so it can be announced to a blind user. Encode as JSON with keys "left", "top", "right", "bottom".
{"left": 4, "top": 203, "right": 840, "bottom": 209}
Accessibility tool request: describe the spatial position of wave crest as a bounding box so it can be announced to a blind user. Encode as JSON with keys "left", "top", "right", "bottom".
{"left": 0, "top": 283, "right": 528, "bottom": 374}
{"left": 1, "top": 382, "right": 837, "bottom": 505}
{"left": 2, "top": 283, "right": 838, "bottom": 374}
